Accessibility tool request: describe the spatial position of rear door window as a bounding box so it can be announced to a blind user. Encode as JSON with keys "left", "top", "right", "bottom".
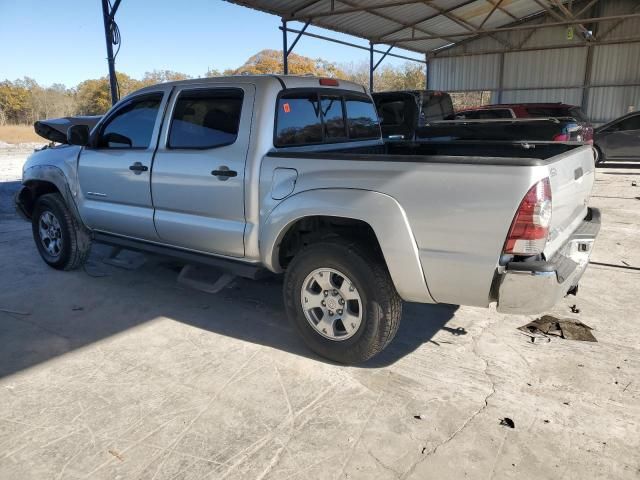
{"left": 275, "top": 93, "right": 322, "bottom": 146}
{"left": 345, "top": 95, "right": 380, "bottom": 139}
{"left": 169, "top": 89, "right": 243, "bottom": 149}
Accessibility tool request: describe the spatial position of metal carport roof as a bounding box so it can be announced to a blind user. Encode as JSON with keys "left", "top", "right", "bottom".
{"left": 225, "top": 0, "right": 640, "bottom": 56}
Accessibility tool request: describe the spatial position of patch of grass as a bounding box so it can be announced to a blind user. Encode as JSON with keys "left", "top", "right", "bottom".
{"left": 0, "top": 124, "right": 42, "bottom": 143}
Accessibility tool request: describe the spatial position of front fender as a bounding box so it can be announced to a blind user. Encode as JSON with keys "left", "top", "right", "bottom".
{"left": 21, "top": 164, "right": 88, "bottom": 231}
{"left": 260, "top": 188, "right": 434, "bottom": 303}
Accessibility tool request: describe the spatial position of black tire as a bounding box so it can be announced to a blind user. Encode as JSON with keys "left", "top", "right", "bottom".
{"left": 594, "top": 145, "right": 605, "bottom": 166}
{"left": 283, "top": 239, "right": 402, "bottom": 364}
{"left": 32, "top": 193, "right": 91, "bottom": 271}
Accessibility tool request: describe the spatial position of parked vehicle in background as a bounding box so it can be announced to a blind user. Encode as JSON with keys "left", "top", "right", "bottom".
{"left": 372, "top": 90, "right": 453, "bottom": 140}
{"left": 17, "top": 75, "right": 600, "bottom": 364}
{"left": 455, "top": 103, "right": 594, "bottom": 143}
{"left": 416, "top": 118, "right": 587, "bottom": 143}
{"left": 594, "top": 111, "right": 640, "bottom": 165}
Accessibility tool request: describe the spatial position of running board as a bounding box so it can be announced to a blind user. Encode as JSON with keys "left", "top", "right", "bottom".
{"left": 93, "top": 232, "right": 268, "bottom": 280}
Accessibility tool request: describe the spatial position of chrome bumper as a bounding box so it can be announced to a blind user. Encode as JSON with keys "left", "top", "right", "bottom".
{"left": 496, "top": 208, "right": 601, "bottom": 314}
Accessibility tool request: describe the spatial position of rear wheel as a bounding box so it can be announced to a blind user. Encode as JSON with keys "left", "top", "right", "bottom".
{"left": 32, "top": 193, "right": 90, "bottom": 270}
{"left": 283, "top": 239, "right": 402, "bottom": 364}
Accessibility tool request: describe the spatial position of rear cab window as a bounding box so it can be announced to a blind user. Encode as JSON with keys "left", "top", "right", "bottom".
{"left": 275, "top": 89, "right": 379, "bottom": 147}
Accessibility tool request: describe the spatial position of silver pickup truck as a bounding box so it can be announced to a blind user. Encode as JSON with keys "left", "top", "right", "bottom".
{"left": 16, "top": 75, "right": 600, "bottom": 363}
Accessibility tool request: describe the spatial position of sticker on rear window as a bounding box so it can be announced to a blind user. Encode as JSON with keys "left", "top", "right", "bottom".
{"left": 283, "top": 103, "right": 291, "bottom": 113}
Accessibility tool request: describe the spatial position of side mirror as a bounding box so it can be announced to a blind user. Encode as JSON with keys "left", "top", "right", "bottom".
{"left": 67, "top": 124, "right": 90, "bottom": 146}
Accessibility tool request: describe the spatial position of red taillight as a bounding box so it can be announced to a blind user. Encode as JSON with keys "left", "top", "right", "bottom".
{"left": 319, "top": 78, "right": 339, "bottom": 86}
{"left": 552, "top": 133, "right": 570, "bottom": 142}
{"left": 504, "top": 178, "right": 552, "bottom": 255}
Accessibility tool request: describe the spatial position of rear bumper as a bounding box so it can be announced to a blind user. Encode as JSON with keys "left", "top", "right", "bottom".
{"left": 496, "top": 208, "right": 601, "bottom": 314}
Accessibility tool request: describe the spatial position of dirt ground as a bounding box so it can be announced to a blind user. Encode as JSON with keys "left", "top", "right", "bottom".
{"left": 0, "top": 145, "right": 638, "bottom": 479}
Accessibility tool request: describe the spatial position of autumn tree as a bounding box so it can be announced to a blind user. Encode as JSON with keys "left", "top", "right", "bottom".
{"left": 140, "top": 70, "right": 191, "bottom": 86}
{"left": 225, "top": 49, "right": 346, "bottom": 77}
{"left": 75, "top": 72, "right": 145, "bottom": 115}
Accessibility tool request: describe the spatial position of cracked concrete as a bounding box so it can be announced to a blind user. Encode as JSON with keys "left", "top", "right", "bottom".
{"left": 1, "top": 146, "right": 639, "bottom": 479}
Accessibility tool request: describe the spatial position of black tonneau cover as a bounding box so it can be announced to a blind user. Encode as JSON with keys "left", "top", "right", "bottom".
{"left": 34, "top": 116, "right": 101, "bottom": 143}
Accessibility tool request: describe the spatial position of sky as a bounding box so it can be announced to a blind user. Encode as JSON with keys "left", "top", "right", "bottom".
{"left": 0, "top": 0, "right": 424, "bottom": 88}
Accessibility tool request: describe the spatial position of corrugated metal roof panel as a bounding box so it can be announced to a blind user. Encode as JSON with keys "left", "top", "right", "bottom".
{"left": 226, "top": 0, "right": 556, "bottom": 54}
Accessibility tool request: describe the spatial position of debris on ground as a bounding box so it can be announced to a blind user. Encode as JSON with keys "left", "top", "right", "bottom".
{"left": 632, "top": 181, "right": 637, "bottom": 187}
{"left": 108, "top": 449, "right": 124, "bottom": 461}
{"left": 500, "top": 418, "right": 515, "bottom": 429}
{"left": 570, "top": 304, "right": 581, "bottom": 314}
{"left": 518, "top": 315, "right": 597, "bottom": 342}
{"left": 0, "top": 307, "right": 30, "bottom": 315}
{"left": 414, "top": 414, "right": 426, "bottom": 420}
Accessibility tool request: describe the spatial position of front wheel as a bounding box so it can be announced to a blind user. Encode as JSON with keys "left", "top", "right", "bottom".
{"left": 32, "top": 193, "right": 91, "bottom": 270}
{"left": 283, "top": 240, "right": 402, "bottom": 364}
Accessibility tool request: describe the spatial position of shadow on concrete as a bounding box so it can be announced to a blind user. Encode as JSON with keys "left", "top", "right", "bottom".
{"left": 0, "top": 179, "right": 459, "bottom": 378}
{"left": 597, "top": 162, "right": 640, "bottom": 169}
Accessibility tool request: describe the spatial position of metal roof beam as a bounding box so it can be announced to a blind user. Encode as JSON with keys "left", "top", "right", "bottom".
{"left": 486, "top": 0, "right": 518, "bottom": 22}
{"left": 479, "top": 0, "right": 504, "bottom": 29}
{"left": 376, "top": 0, "right": 478, "bottom": 41}
{"left": 387, "top": 12, "right": 640, "bottom": 43}
{"left": 423, "top": 2, "right": 513, "bottom": 49}
{"left": 289, "top": 0, "right": 424, "bottom": 20}
{"left": 279, "top": 25, "right": 426, "bottom": 64}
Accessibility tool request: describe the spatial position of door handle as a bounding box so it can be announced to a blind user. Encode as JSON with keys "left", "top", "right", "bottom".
{"left": 129, "top": 162, "right": 149, "bottom": 174}
{"left": 211, "top": 166, "right": 237, "bottom": 181}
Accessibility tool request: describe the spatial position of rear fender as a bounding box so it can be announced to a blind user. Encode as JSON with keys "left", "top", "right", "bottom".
{"left": 260, "top": 188, "right": 434, "bottom": 303}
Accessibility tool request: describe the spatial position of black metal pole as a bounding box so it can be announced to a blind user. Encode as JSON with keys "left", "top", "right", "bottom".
{"left": 282, "top": 19, "right": 289, "bottom": 75}
{"left": 369, "top": 42, "right": 374, "bottom": 92}
{"left": 425, "top": 53, "right": 429, "bottom": 89}
{"left": 101, "top": 0, "right": 118, "bottom": 105}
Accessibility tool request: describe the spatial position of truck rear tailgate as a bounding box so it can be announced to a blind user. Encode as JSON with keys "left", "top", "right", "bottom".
{"left": 544, "top": 145, "right": 595, "bottom": 258}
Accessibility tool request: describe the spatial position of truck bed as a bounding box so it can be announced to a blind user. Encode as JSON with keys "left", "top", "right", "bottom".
{"left": 263, "top": 141, "right": 595, "bottom": 307}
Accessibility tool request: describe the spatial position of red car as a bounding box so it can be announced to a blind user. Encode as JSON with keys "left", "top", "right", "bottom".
{"left": 455, "top": 103, "right": 593, "bottom": 143}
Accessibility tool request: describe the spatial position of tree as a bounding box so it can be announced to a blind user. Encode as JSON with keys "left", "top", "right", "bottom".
{"left": 225, "top": 49, "right": 346, "bottom": 78}
{"left": 75, "top": 72, "right": 143, "bottom": 115}
{"left": 140, "top": 70, "right": 190, "bottom": 86}
{"left": 0, "top": 80, "right": 31, "bottom": 123}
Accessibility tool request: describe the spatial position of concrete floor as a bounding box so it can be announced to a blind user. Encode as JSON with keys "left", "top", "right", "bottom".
{"left": 0, "top": 147, "right": 639, "bottom": 479}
